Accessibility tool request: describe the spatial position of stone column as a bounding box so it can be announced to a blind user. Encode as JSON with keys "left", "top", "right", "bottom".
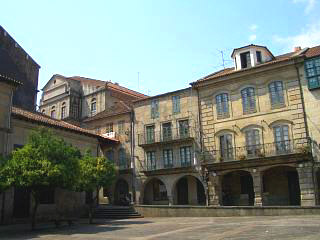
{"left": 252, "top": 170, "right": 263, "bottom": 206}
{"left": 168, "top": 195, "right": 174, "bottom": 206}
{"left": 208, "top": 175, "right": 220, "bottom": 206}
{"left": 297, "top": 164, "right": 316, "bottom": 206}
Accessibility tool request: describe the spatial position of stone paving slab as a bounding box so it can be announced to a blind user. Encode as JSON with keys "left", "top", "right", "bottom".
{"left": 1, "top": 215, "right": 320, "bottom": 240}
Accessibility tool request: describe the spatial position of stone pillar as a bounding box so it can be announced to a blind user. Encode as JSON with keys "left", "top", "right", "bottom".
{"left": 208, "top": 175, "right": 220, "bottom": 206}
{"left": 168, "top": 195, "right": 174, "bottom": 206}
{"left": 252, "top": 170, "right": 263, "bottom": 206}
{"left": 297, "top": 164, "right": 316, "bottom": 206}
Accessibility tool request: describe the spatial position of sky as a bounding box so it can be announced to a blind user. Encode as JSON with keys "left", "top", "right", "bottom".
{"left": 1, "top": 0, "right": 320, "bottom": 102}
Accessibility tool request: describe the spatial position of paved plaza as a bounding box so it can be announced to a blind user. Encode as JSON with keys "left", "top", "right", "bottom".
{"left": 1, "top": 215, "right": 320, "bottom": 240}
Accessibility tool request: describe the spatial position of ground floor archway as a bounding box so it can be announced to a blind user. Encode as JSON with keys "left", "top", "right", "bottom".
{"left": 262, "top": 166, "right": 300, "bottom": 206}
{"left": 143, "top": 178, "right": 168, "bottom": 205}
{"left": 114, "top": 179, "right": 130, "bottom": 205}
{"left": 315, "top": 169, "right": 320, "bottom": 205}
{"left": 173, "top": 175, "right": 206, "bottom": 205}
{"left": 221, "top": 171, "right": 254, "bottom": 206}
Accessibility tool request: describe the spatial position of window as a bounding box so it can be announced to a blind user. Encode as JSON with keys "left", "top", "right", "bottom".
{"left": 153, "top": 179, "right": 168, "bottom": 201}
{"left": 179, "top": 120, "right": 189, "bottom": 138}
{"left": 172, "top": 95, "right": 180, "bottom": 114}
{"left": 241, "top": 87, "right": 256, "bottom": 114}
{"left": 216, "top": 93, "right": 229, "bottom": 119}
{"left": 146, "top": 151, "right": 156, "bottom": 170}
{"left": 163, "top": 149, "right": 173, "bottom": 168}
{"left": 305, "top": 57, "right": 320, "bottom": 89}
{"left": 256, "top": 51, "right": 262, "bottom": 63}
{"left": 240, "top": 51, "right": 251, "bottom": 68}
{"left": 118, "top": 148, "right": 127, "bottom": 169}
{"left": 245, "top": 129, "right": 261, "bottom": 157}
{"left": 180, "top": 146, "right": 192, "bottom": 166}
{"left": 151, "top": 99, "right": 159, "bottom": 119}
{"left": 91, "top": 98, "right": 96, "bottom": 116}
{"left": 269, "top": 81, "right": 285, "bottom": 108}
{"left": 51, "top": 106, "right": 56, "bottom": 118}
{"left": 118, "top": 120, "right": 125, "bottom": 134}
{"left": 146, "top": 125, "right": 155, "bottom": 144}
{"left": 273, "top": 125, "right": 290, "bottom": 153}
{"left": 106, "top": 150, "right": 114, "bottom": 163}
{"left": 162, "top": 122, "right": 172, "bottom": 141}
{"left": 106, "top": 123, "right": 113, "bottom": 133}
{"left": 219, "top": 134, "right": 233, "bottom": 161}
{"left": 38, "top": 186, "right": 55, "bottom": 204}
{"left": 61, "top": 102, "right": 66, "bottom": 119}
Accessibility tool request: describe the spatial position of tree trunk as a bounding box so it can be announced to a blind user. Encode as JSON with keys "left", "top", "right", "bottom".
{"left": 89, "top": 202, "right": 93, "bottom": 224}
{"left": 31, "top": 191, "right": 39, "bottom": 230}
{"left": 1, "top": 192, "right": 5, "bottom": 224}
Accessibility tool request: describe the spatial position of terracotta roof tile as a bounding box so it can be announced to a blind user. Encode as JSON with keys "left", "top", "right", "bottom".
{"left": 305, "top": 45, "right": 320, "bottom": 58}
{"left": 11, "top": 107, "right": 119, "bottom": 142}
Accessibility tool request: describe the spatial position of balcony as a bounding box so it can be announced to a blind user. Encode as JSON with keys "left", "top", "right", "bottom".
{"left": 143, "top": 158, "right": 194, "bottom": 172}
{"left": 201, "top": 138, "right": 311, "bottom": 164}
{"left": 138, "top": 127, "right": 195, "bottom": 147}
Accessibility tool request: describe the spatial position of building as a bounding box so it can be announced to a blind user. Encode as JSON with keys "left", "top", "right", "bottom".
{"left": 39, "top": 74, "right": 148, "bottom": 204}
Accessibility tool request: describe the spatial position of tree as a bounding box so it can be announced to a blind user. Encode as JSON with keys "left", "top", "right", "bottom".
{"left": 77, "top": 150, "right": 116, "bottom": 224}
{"left": 5, "top": 128, "right": 81, "bottom": 229}
{"left": 0, "top": 155, "right": 10, "bottom": 224}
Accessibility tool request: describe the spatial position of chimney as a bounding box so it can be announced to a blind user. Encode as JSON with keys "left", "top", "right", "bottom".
{"left": 293, "top": 46, "right": 301, "bottom": 52}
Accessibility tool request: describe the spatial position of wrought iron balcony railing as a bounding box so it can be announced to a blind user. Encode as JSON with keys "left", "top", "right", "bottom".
{"left": 143, "top": 157, "right": 194, "bottom": 172}
{"left": 138, "top": 127, "right": 195, "bottom": 146}
{"left": 201, "top": 138, "right": 311, "bottom": 164}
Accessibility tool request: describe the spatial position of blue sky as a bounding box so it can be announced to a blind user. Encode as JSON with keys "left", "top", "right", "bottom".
{"left": 1, "top": 0, "right": 320, "bottom": 101}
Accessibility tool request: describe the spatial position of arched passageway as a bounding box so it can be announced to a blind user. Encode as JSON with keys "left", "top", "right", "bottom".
{"left": 262, "top": 166, "right": 300, "bottom": 206}
{"left": 143, "top": 178, "right": 168, "bottom": 205}
{"left": 174, "top": 176, "right": 206, "bottom": 205}
{"left": 221, "top": 171, "right": 254, "bottom": 206}
{"left": 114, "top": 179, "right": 130, "bottom": 205}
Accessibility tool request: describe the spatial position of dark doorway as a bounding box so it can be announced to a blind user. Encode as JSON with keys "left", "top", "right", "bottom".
{"left": 287, "top": 171, "right": 301, "bottom": 205}
{"left": 317, "top": 170, "right": 320, "bottom": 205}
{"left": 177, "top": 177, "right": 188, "bottom": 205}
{"left": 13, "top": 187, "right": 30, "bottom": 218}
{"left": 222, "top": 171, "right": 254, "bottom": 206}
{"left": 114, "top": 179, "right": 129, "bottom": 205}
{"left": 196, "top": 179, "right": 206, "bottom": 205}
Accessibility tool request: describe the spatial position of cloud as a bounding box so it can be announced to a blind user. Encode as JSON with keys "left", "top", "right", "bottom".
{"left": 274, "top": 21, "right": 320, "bottom": 50}
{"left": 249, "top": 24, "right": 258, "bottom": 31}
{"left": 249, "top": 34, "right": 257, "bottom": 41}
{"left": 292, "top": 0, "right": 316, "bottom": 14}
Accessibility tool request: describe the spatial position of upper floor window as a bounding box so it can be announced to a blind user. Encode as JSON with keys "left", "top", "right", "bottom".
{"left": 106, "top": 123, "right": 113, "bottom": 133}
{"left": 118, "top": 148, "right": 126, "bottom": 169}
{"left": 162, "top": 122, "right": 172, "bottom": 141}
{"left": 305, "top": 57, "right": 320, "bottom": 89}
{"left": 179, "top": 120, "right": 189, "bottom": 138}
{"left": 61, "top": 102, "right": 66, "bottom": 119}
{"left": 245, "top": 129, "right": 261, "bottom": 157}
{"left": 180, "top": 146, "right": 192, "bottom": 167}
{"left": 240, "top": 51, "right": 251, "bottom": 68}
{"left": 219, "top": 134, "right": 233, "bottom": 161}
{"left": 273, "top": 125, "right": 290, "bottom": 153}
{"left": 216, "top": 93, "right": 229, "bottom": 119}
{"left": 256, "top": 51, "right": 262, "bottom": 63}
{"left": 91, "top": 98, "right": 96, "bottom": 116}
{"left": 146, "top": 125, "right": 155, "bottom": 143}
{"left": 146, "top": 151, "right": 156, "bottom": 170}
{"left": 241, "top": 87, "right": 256, "bottom": 114}
{"left": 269, "top": 81, "right": 285, "bottom": 108}
{"left": 172, "top": 95, "right": 180, "bottom": 114}
{"left": 163, "top": 149, "right": 173, "bottom": 168}
{"left": 118, "top": 120, "right": 125, "bottom": 134}
{"left": 151, "top": 99, "right": 159, "bottom": 119}
{"left": 51, "top": 106, "right": 56, "bottom": 118}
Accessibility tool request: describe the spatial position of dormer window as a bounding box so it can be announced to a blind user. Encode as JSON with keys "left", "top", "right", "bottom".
{"left": 256, "top": 51, "right": 262, "bottom": 63}
{"left": 240, "top": 52, "right": 251, "bottom": 69}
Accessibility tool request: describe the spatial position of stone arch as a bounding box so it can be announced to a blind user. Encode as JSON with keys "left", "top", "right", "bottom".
{"left": 172, "top": 174, "right": 206, "bottom": 205}
{"left": 143, "top": 177, "right": 169, "bottom": 205}
{"left": 262, "top": 165, "right": 300, "bottom": 206}
{"left": 221, "top": 170, "right": 254, "bottom": 206}
{"left": 113, "top": 178, "right": 130, "bottom": 205}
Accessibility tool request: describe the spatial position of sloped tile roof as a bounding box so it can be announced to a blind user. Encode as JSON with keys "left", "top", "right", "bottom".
{"left": 11, "top": 107, "right": 119, "bottom": 143}
{"left": 305, "top": 45, "right": 320, "bottom": 58}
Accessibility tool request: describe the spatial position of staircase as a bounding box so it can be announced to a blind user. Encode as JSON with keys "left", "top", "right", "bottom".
{"left": 93, "top": 205, "right": 143, "bottom": 219}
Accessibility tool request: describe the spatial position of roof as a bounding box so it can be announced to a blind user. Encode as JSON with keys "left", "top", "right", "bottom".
{"left": 83, "top": 101, "right": 132, "bottom": 122}
{"left": 0, "top": 74, "right": 22, "bottom": 86}
{"left": 11, "top": 107, "right": 119, "bottom": 143}
{"left": 192, "top": 46, "right": 314, "bottom": 86}
{"left": 230, "top": 44, "right": 274, "bottom": 58}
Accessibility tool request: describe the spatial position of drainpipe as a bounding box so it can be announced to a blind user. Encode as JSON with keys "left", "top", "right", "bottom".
{"left": 130, "top": 110, "right": 136, "bottom": 204}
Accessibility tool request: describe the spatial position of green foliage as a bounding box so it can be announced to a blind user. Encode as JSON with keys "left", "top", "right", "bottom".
{"left": 0, "top": 155, "right": 9, "bottom": 193}
{"left": 5, "top": 127, "right": 81, "bottom": 190}
{"left": 77, "top": 150, "right": 116, "bottom": 193}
